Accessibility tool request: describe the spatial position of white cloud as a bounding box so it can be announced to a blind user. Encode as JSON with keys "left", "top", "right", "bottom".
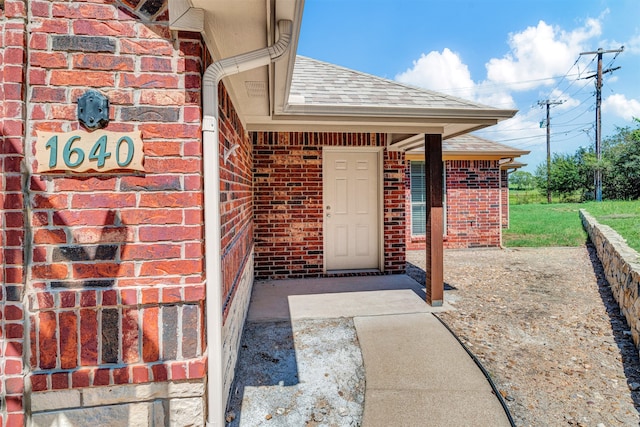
{"left": 485, "top": 19, "right": 601, "bottom": 91}
{"left": 624, "top": 34, "right": 640, "bottom": 54}
{"left": 395, "top": 48, "right": 476, "bottom": 100}
{"left": 395, "top": 15, "right": 604, "bottom": 106}
{"left": 602, "top": 94, "right": 640, "bottom": 121}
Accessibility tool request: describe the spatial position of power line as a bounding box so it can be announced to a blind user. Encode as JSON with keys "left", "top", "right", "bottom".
{"left": 579, "top": 46, "right": 624, "bottom": 201}
{"left": 538, "top": 99, "right": 564, "bottom": 203}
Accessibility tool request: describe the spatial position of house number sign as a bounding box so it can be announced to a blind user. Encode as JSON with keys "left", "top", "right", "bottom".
{"left": 35, "top": 130, "right": 144, "bottom": 173}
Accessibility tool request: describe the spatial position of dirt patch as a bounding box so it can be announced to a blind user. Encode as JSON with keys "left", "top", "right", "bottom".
{"left": 227, "top": 318, "right": 365, "bottom": 426}
{"left": 408, "top": 245, "right": 640, "bottom": 426}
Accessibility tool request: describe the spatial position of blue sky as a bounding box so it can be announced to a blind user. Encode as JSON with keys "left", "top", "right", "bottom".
{"left": 297, "top": 0, "right": 640, "bottom": 172}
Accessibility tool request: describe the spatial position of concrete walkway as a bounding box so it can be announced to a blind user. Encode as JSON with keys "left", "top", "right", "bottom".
{"left": 247, "top": 275, "right": 512, "bottom": 426}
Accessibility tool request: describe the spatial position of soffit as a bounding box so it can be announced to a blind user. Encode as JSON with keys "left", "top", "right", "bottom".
{"left": 189, "top": 0, "right": 302, "bottom": 123}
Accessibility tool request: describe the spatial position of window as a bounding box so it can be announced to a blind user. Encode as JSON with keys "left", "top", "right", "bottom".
{"left": 410, "top": 161, "right": 426, "bottom": 235}
{"left": 410, "top": 160, "right": 447, "bottom": 236}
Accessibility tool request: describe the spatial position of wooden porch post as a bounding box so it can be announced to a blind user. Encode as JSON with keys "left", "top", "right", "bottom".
{"left": 424, "top": 134, "right": 444, "bottom": 306}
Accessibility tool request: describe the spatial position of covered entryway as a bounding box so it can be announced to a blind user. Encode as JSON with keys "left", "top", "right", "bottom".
{"left": 323, "top": 148, "right": 382, "bottom": 272}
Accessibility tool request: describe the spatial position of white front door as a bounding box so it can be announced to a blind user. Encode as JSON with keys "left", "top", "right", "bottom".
{"left": 324, "top": 149, "right": 380, "bottom": 271}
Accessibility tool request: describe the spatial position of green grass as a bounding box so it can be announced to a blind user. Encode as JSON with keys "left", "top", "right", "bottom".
{"left": 504, "top": 200, "right": 640, "bottom": 251}
{"left": 582, "top": 200, "right": 640, "bottom": 252}
{"left": 503, "top": 203, "right": 587, "bottom": 247}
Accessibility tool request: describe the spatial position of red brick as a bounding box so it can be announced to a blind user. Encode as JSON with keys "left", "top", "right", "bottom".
{"left": 71, "top": 193, "right": 136, "bottom": 209}
{"left": 29, "top": 33, "right": 48, "bottom": 50}
{"left": 38, "top": 311, "right": 57, "bottom": 369}
{"left": 139, "top": 225, "right": 201, "bottom": 242}
{"left": 113, "top": 367, "right": 129, "bottom": 384}
{"left": 120, "top": 39, "right": 174, "bottom": 56}
{"left": 121, "top": 72, "right": 179, "bottom": 89}
{"left": 158, "top": 287, "right": 180, "bottom": 303}
{"left": 53, "top": 209, "right": 116, "bottom": 226}
{"left": 142, "top": 141, "right": 182, "bottom": 156}
{"left": 51, "top": 372, "right": 69, "bottom": 390}
{"left": 139, "top": 192, "right": 202, "bottom": 208}
{"left": 72, "top": 369, "right": 91, "bottom": 388}
{"left": 140, "top": 260, "right": 202, "bottom": 277}
{"left": 170, "top": 362, "right": 187, "bottom": 380}
{"left": 32, "top": 264, "right": 68, "bottom": 280}
{"left": 50, "top": 70, "right": 115, "bottom": 87}
{"left": 188, "top": 359, "right": 206, "bottom": 379}
{"left": 60, "top": 291, "right": 76, "bottom": 308}
{"left": 79, "top": 290, "right": 96, "bottom": 308}
{"left": 50, "top": 104, "right": 77, "bottom": 120}
{"left": 36, "top": 292, "right": 55, "bottom": 310}
{"left": 5, "top": 377, "right": 24, "bottom": 395}
{"left": 4, "top": 305, "right": 23, "bottom": 321}
{"left": 80, "top": 309, "right": 98, "bottom": 366}
{"left": 141, "top": 288, "right": 159, "bottom": 304}
{"left": 120, "top": 243, "right": 181, "bottom": 260}
{"left": 104, "top": 89, "right": 134, "bottom": 105}
{"left": 132, "top": 365, "right": 149, "bottom": 384}
{"left": 4, "top": 359, "right": 22, "bottom": 375}
{"left": 122, "top": 308, "right": 139, "bottom": 363}
{"left": 59, "top": 312, "right": 78, "bottom": 369}
{"left": 6, "top": 324, "right": 23, "bottom": 339}
{"left": 6, "top": 413, "right": 25, "bottom": 427}
{"left": 119, "top": 209, "right": 182, "bottom": 226}
{"left": 152, "top": 364, "right": 168, "bottom": 381}
{"left": 143, "top": 158, "right": 201, "bottom": 174}
{"left": 102, "top": 289, "right": 118, "bottom": 306}
{"left": 31, "top": 86, "right": 67, "bottom": 102}
{"left": 30, "top": 374, "right": 48, "bottom": 392}
{"left": 32, "top": 18, "right": 70, "bottom": 34}
{"left": 73, "top": 53, "right": 134, "bottom": 71}
{"left": 140, "top": 123, "right": 199, "bottom": 139}
{"left": 72, "top": 19, "right": 135, "bottom": 37}
{"left": 72, "top": 263, "right": 127, "bottom": 280}
{"left": 93, "top": 368, "right": 110, "bottom": 386}
{"left": 139, "top": 90, "right": 186, "bottom": 105}
{"left": 140, "top": 56, "right": 172, "bottom": 72}
{"left": 30, "top": 52, "right": 68, "bottom": 68}
{"left": 30, "top": 1, "right": 50, "bottom": 17}
{"left": 52, "top": 3, "right": 115, "bottom": 19}
{"left": 2, "top": 64, "right": 23, "bottom": 84}
{"left": 184, "top": 284, "right": 205, "bottom": 302}
{"left": 142, "top": 307, "right": 159, "bottom": 362}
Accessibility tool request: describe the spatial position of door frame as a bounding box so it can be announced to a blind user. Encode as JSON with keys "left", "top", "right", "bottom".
{"left": 322, "top": 146, "right": 385, "bottom": 273}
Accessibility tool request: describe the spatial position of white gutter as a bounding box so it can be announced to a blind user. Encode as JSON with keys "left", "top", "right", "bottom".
{"left": 201, "top": 19, "right": 292, "bottom": 427}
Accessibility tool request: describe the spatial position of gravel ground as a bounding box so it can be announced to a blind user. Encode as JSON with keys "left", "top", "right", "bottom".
{"left": 408, "top": 245, "right": 640, "bottom": 427}
{"left": 227, "top": 318, "right": 365, "bottom": 426}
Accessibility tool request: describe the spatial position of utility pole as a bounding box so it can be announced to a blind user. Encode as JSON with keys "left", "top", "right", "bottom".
{"left": 580, "top": 46, "right": 624, "bottom": 201}
{"left": 538, "top": 99, "right": 563, "bottom": 203}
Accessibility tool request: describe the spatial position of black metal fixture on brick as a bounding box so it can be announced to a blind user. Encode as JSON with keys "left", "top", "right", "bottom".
{"left": 77, "top": 90, "right": 109, "bottom": 130}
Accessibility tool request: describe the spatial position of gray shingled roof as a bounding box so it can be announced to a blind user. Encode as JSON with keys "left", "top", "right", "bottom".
{"left": 443, "top": 134, "right": 529, "bottom": 156}
{"left": 289, "top": 56, "right": 500, "bottom": 112}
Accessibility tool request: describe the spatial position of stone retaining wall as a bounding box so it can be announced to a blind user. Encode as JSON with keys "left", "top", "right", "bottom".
{"left": 580, "top": 209, "right": 640, "bottom": 349}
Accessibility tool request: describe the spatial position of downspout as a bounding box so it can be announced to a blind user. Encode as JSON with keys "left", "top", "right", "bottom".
{"left": 201, "top": 19, "right": 292, "bottom": 427}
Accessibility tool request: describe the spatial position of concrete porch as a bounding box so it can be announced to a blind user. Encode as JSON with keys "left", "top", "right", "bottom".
{"left": 227, "top": 274, "right": 512, "bottom": 426}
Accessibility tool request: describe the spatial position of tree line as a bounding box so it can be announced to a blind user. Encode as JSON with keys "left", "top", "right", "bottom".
{"left": 509, "top": 118, "right": 640, "bottom": 202}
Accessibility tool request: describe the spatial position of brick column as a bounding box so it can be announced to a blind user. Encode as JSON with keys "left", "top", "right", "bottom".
{"left": 424, "top": 134, "right": 443, "bottom": 306}
{"left": 1, "top": 1, "right": 28, "bottom": 425}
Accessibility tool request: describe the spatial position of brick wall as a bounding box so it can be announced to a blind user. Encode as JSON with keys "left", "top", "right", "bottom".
{"left": 23, "top": 0, "right": 207, "bottom": 418}
{"left": 405, "top": 159, "right": 502, "bottom": 250}
{"left": 445, "top": 160, "right": 501, "bottom": 248}
{"left": 1, "top": 1, "right": 28, "bottom": 425}
{"left": 253, "top": 132, "right": 405, "bottom": 279}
